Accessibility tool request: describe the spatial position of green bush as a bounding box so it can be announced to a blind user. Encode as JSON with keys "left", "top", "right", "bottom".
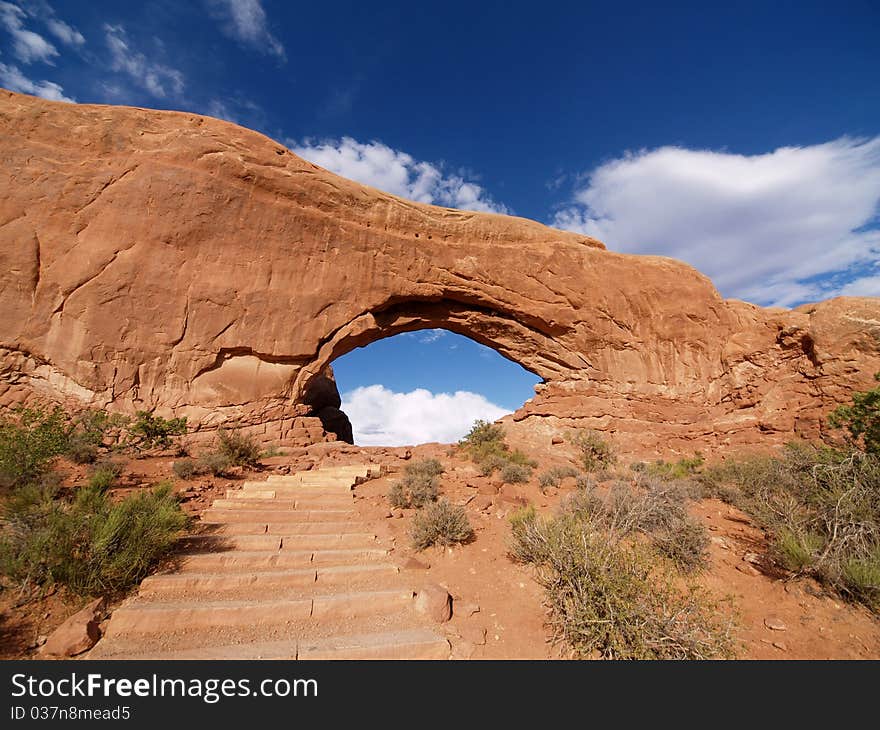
{"left": 66, "top": 410, "right": 130, "bottom": 463}
{"left": 129, "top": 411, "right": 187, "bottom": 451}
{"left": 570, "top": 430, "right": 615, "bottom": 471}
{"left": 458, "top": 420, "right": 538, "bottom": 480}
{"left": 508, "top": 500, "right": 736, "bottom": 659}
{"left": 88, "top": 462, "right": 122, "bottom": 492}
{"left": 829, "top": 373, "right": 880, "bottom": 455}
{"left": 638, "top": 455, "right": 705, "bottom": 481}
{"left": 0, "top": 407, "right": 70, "bottom": 488}
{"left": 217, "top": 429, "right": 261, "bottom": 467}
{"left": 410, "top": 498, "right": 474, "bottom": 551}
{"left": 0, "top": 480, "right": 188, "bottom": 596}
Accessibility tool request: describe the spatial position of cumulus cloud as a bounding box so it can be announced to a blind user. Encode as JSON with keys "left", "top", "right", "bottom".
{"left": 341, "top": 385, "right": 511, "bottom": 447}
{"left": 104, "top": 24, "right": 184, "bottom": 98}
{"left": 206, "top": 0, "right": 285, "bottom": 59}
{"left": 0, "top": 1, "right": 58, "bottom": 63}
{"left": 292, "top": 136, "right": 510, "bottom": 214}
{"left": 552, "top": 138, "right": 880, "bottom": 307}
{"left": 0, "top": 61, "right": 71, "bottom": 101}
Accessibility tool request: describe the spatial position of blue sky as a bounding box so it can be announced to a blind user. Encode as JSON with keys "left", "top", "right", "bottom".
{"left": 2, "top": 1, "right": 878, "bottom": 444}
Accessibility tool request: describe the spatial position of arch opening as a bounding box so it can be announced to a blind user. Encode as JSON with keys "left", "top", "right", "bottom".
{"left": 323, "top": 328, "right": 541, "bottom": 447}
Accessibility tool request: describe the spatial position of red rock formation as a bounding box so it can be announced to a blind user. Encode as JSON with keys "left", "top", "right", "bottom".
{"left": 0, "top": 90, "right": 877, "bottom": 454}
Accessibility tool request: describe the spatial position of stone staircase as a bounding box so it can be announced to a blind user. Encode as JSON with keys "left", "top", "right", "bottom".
{"left": 88, "top": 465, "right": 450, "bottom": 660}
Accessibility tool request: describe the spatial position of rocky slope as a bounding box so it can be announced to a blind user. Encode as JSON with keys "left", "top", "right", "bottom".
{"left": 0, "top": 90, "right": 878, "bottom": 454}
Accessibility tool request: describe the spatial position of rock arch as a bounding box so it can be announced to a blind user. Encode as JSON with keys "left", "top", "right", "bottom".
{"left": 1, "top": 90, "right": 878, "bottom": 455}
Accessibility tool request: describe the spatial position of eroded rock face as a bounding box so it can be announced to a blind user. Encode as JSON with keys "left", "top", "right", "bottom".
{"left": 1, "top": 90, "right": 878, "bottom": 454}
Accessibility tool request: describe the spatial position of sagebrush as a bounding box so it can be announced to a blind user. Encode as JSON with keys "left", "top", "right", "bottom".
{"left": 509, "top": 498, "right": 735, "bottom": 659}
{"left": 410, "top": 499, "right": 474, "bottom": 550}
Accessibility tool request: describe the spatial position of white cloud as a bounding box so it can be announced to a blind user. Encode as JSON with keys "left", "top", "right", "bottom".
{"left": 104, "top": 24, "right": 184, "bottom": 98}
{"left": 838, "top": 274, "right": 880, "bottom": 298}
{"left": 0, "top": 61, "right": 72, "bottom": 101}
{"left": 292, "top": 136, "right": 510, "bottom": 214}
{"left": 207, "top": 0, "right": 285, "bottom": 59}
{"left": 0, "top": 1, "right": 58, "bottom": 63}
{"left": 45, "top": 18, "right": 84, "bottom": 47}
{"left": 341, "top": 385, "right": 511, "bottom": 447}
{"left": 552, "top": 138, "right": 880, "bottom": 307}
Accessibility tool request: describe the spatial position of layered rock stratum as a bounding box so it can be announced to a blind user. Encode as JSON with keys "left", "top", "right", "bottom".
{"left": 1, "top": 90, "right": 878, "bottom": 453}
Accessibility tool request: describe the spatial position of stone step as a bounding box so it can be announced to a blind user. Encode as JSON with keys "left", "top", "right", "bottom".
{"left": 140, "top": 569, "right": 318, "bottom": 594}
{"left": 177, "top": 548, "right": 391, "bottom": 572}
{"left": 139, "top": 563, "right": 400, "bottom": 596}
{"left": 211, "top": 497, "right": 353, "bottom": 511}
{"left": 241, "top": 480, "right": 355, "bottom": 490}
{"left": 280, "top": 533, "right": 376, "bottom": 550}
{"left": 236, "top": 495, "right": 352, "bottom": 507}
{"left": 202, "top": 509, "right": 354, "bottom": 524}
{"left": 104, "top": 589, "right": 414, "bottom": 636}
{"left": 92, "top": 627, "right": 441, "bottom": 660}
{"left": 210, "top": 521, "right": 371, "bottom": 536}
{"left": 231, "top": 485, "right": 352, "bottom": 498}
{"left": 184, "top": 533, "right": 376, "bottom": 551}
{"left": 298, "top": 629, "right": 449, "bottom": 660}
{"left": 181, "top": 533, "right": 282, "bottom": 551}
{"left": 267, "top": 473, "right": 362, "bottom": 483}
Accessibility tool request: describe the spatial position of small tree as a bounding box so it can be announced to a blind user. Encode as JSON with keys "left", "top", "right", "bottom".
{"left": 829, "top": 373, "right": 880, "bottom": 455}
{"left": 129, "top": 411, "right": 187, "bottom": 450}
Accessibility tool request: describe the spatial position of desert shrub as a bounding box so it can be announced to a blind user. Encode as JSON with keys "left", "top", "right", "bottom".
{"left": 0, "top": 480, "right": 188, "bottom": 596}
{"left": 199, "top": 452, "right": 232, "bottom": 477}
{"left": 88, "top": 462, "right": 122, "bottom": 492}
{"left": 478, "top": 454, "right": 508, "bottom": 476}
{"left": 640, "top": 455, "right": 705, "bottom": 481}
{"left": 172, "top": 458, "right": 202, "bottom": 480}
{"left": 702, "top": 443, "right": 880, "bottom": 611}
{"left": 538, "top": 465, "right": 580, "bottom": 491}
{"left": 829, "top": 373, "right": 880, "bottom": 455}
{"left": 459, "top": 419, "right": 506, "bottom": 452}
{"left": 653, "top": 516, "right": 711, "bottom": 574}
{"left": 217, "top": 429, "right": 261, "bottom": 467}
{"left": 509, "top": 505, "right": 549, "bottom": 564}
{"left": 65, "top": 410, "right": 130, "bottom": 463}
{"left": 459, "top": 419, "right": 509, "bottom": 463}
{"left": 842, "top": 547, "right": 880, "bottom": 611}
{"left": 570, "top": 430, "right": 615, "bottom": 471}
{"left": 508, "top": 504, "right": 736, "bottom": 659}
{"left": 406, "top": 458, "right": 444, "bottom": 480}
{"left": 410, "top": 498, "right": 474, "bottom": 551}
{"left": 0, "top": 407, "right": 70, "bottom": 488}
{"left": 66, "top": 434, "right": 98, "bottom": 464}
{"left": 129, "top": 411, "right": 187, "bottom": 451}
{"left": 575, "top": 473, "right": 595, "bottom": 491}
{"left": 561, "top": 477, "right": 709, "bottom": 572}
{"left": 387, "top": 459, "right": 442, "bottom": 508}
{"left": 500, "top": 462, "right": 532, "bottom": 484}
{"left": 459, "top": 419, "right": 538, "bottom": 481}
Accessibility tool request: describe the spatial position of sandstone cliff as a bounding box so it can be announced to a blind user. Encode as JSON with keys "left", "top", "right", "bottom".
{"left": 1, "top": 90, "right": 878, "bottom": 453}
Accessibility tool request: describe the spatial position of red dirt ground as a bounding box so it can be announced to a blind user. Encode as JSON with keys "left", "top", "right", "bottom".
{"left": 2, "top": 441, "right": 878, "bottom": 660}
